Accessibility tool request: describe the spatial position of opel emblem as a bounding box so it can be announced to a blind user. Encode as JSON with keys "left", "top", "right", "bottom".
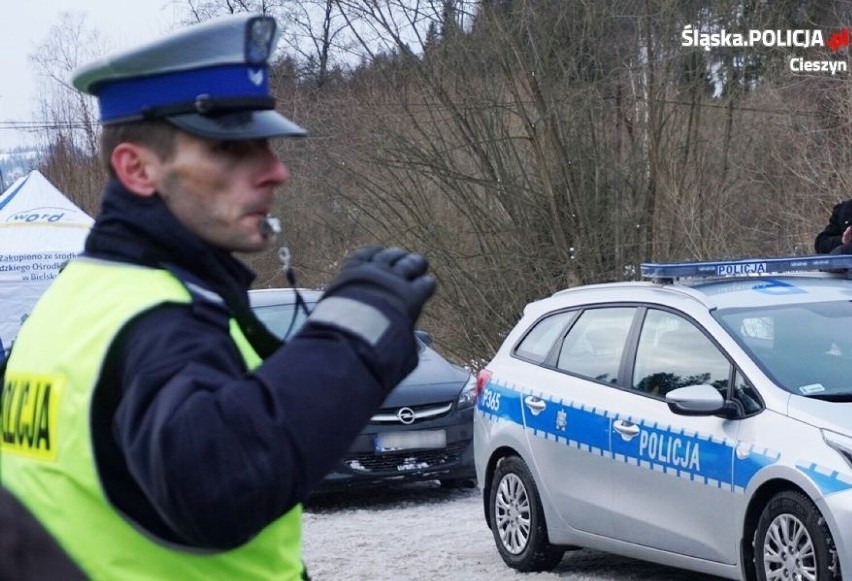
{"left": 396, "top": 407, "right": 416, "bottom": 425}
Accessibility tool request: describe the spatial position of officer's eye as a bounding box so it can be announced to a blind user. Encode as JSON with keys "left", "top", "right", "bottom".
{"left": 210, "top": 139, "right": 266, "bottom": 158}
{"left": 212, "top": 140, "right": 243, "bottom": 154}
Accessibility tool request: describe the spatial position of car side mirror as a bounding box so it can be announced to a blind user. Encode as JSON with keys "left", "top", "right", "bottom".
{"left": 665, "top": 384, "right": 734, "bottom": 417}
{"left": 415, "top": 329, "right": 433, "bottom": 347}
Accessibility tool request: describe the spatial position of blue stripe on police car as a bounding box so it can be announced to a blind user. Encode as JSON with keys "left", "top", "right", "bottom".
{"left": 476, "top": 380, "right": 804, "bottom": 494}
{"left": 795, "top": 462, "right": 852, "bottom": 496}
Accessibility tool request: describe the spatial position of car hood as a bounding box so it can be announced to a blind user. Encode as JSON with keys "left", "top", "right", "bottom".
{"left": 787, "top": 395, "right": 852, "bottom": 436}
{"left": 381, "top": 347, "right": 471, "bottom": 408}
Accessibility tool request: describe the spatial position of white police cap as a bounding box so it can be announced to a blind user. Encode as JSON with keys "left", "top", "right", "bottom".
{"left": 72, "top": 13, "right": 306, "bottom": 140}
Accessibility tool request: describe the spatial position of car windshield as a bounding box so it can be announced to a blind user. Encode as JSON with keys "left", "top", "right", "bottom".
{"left": 254, "top": 300, "right": 316, "bottom": 340}
{"left": 253, "top": 294, "right": 428, "bottom": 354}
{"left": 714, "top": 300, "right": 852, "bottom": 400}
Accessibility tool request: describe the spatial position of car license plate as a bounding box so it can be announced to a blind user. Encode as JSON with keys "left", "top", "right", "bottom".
{"left": 375, "top": 430, "right": 446, "bottom": 452}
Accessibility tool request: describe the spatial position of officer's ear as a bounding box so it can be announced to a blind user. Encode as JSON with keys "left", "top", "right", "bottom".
{"left": 110, "top": 143, "right": 162, "bottom": 197}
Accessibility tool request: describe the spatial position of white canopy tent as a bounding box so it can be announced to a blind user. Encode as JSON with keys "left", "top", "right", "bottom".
{"left": 0, "top": 170, "right": 94, "bottom": 349}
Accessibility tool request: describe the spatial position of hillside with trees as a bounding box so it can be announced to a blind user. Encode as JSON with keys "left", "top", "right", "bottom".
{"left": 26, "top": 0, "right": 852, "bottom": 363}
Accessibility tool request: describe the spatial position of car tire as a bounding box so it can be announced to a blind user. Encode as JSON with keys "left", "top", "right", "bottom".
{"left": 753, "top": 490, "right": 840, "bottom": 581}
{"left": 488, "top": 455, "right": 564, "bottom": 572}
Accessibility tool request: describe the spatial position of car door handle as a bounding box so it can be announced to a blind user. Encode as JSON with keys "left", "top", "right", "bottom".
{"left": 524, "top": 396, "right": 546, "bottom": 416}
{"left": 613, "top": 420, "right": 640, "bottom": 441}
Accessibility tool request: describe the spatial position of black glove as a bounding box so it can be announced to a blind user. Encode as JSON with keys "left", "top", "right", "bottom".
{"left": 323, "top": 245, "right": 436, "bottom": 323}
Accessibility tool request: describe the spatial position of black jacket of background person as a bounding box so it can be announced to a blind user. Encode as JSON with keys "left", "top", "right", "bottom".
{"left": 76, "top": 178, "right": 418, "bottom": 549}
{"left": 815, "top": 199, "right": 852, "bottom": 254}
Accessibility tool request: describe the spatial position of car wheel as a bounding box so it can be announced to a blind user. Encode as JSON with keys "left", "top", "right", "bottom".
{"left": 488, "top": 455, "right": 564, "bottom": 572}
{"left": 753, "top": 490, "right": 840, "bottom": 581}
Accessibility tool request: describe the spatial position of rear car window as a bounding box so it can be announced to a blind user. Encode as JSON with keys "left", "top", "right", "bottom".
{"left": 555, "top": 307, "right": 635, "bottom": 384}
{"left": 514, "top": 311, "right": 575, "bottom": 363}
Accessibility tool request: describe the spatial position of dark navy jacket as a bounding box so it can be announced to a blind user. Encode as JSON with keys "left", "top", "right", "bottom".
{"left": 815, "top": 199, "right": 852, "bottom": 254}
{"left": 85, "top": 179, "right": 418, "bottom": 549}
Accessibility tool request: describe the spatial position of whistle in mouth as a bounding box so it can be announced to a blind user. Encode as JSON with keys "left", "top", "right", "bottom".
{"left": 262, "top": 215, "right": 281, "bottom": 238}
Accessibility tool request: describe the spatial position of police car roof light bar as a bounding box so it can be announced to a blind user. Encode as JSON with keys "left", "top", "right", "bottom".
{"left": 640, "top": 254, "right": 852, "bottom": 281}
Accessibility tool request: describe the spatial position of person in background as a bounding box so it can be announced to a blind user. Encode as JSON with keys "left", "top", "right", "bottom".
{"left": 0, "top": 13, "right": 434, "bottom": 581}
{"left": 815, "top": 199, "right": 852, "bottom": 254}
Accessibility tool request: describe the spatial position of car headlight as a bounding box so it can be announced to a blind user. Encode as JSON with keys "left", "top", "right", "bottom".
{"left": 457, "top": 378, "right": 477, "bottom": 410}
{"left": 822, "top": 429, "right": 852, "bottom": 468}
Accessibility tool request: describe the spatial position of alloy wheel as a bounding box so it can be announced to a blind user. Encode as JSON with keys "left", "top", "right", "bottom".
{"left": 494, "top": 472, "right": 531, "bottom": 555}
{"left": 762, "top": 513, "right": 817, "bottom": 581}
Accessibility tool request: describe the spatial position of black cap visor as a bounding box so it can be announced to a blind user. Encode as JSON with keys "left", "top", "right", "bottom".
{"left": 165, "top": 109, "right": 307, "bottom": 140}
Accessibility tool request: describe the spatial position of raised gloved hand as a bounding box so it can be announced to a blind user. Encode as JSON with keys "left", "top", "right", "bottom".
{"left": 323, "top": 245, "right": 436, "bottom": 323}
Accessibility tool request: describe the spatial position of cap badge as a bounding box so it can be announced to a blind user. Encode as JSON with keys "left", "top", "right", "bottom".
{"left": 248, "top": 68, "right": 265, "bottom": 87}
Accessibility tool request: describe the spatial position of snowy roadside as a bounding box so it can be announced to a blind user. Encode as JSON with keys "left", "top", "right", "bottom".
{"left": 301, "top": 482, "right": 726, "bottom": 581}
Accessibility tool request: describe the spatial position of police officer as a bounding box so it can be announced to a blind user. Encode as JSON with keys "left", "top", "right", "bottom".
{"left": 815, "top": 199, "right": 852, "bottom": 254}
{"left": 0, "top": 14, "right": 434, "bottom": 581}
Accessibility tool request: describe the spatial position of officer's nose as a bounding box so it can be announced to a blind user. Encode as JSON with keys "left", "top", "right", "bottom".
{"left": 257, "top": 143, "right": 289, "bottom": 187}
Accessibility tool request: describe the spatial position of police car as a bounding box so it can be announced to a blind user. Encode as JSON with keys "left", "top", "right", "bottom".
{"left": 474, "top": 255, "right": 852, "bottom": 580}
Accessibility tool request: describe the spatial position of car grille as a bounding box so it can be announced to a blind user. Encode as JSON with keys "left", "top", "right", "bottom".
{"left": 370, "top": 402, "right": 453, "bottom": 425}
{"left": 343, "top": 441, "right": 469, "bottom": 473}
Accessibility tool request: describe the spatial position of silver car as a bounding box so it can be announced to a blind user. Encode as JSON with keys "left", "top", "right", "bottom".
{"left": 474, "top": 255, "right": 852, "bottom": 580}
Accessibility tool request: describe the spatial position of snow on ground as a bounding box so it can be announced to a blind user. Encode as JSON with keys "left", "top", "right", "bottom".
{"left": 302, "top": 482, "right": 727, "bottom": 581}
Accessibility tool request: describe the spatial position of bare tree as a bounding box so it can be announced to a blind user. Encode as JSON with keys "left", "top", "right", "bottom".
{"left": 154, "top": 0, "right": 852, "bottom": 363}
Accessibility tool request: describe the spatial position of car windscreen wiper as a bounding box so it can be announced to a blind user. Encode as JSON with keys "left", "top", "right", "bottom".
{"left": 806, "top": 393, "right": 852, "bottom": 402}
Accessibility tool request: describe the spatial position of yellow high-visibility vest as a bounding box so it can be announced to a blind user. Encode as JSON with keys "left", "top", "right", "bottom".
{"left": 1, "top": 258, "right": 303, "bottom": 580}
